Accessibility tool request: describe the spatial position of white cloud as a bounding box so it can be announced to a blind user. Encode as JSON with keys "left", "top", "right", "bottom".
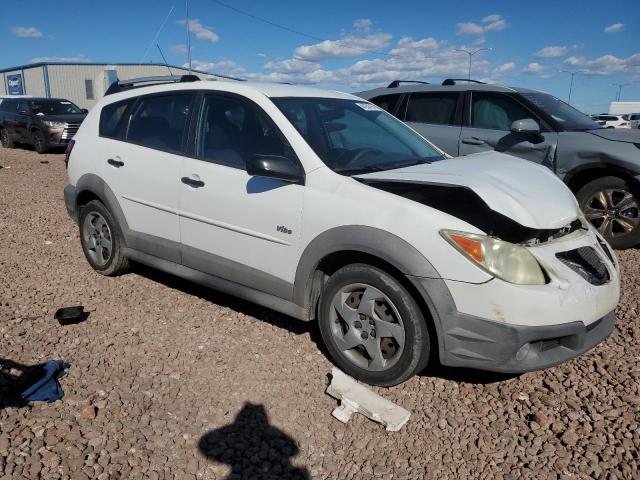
{"left": 534, "top": 46, "right": 568, "bottom": 58}
{"left": 31, "top": 55, "right": 90, "bottom": 63}
{"left": 564, "top": 53, "right": 640, "bottom": 75}
{"left": 523, "top": 62, "right": 544, "bottom": 74}
{"left": 188, "top": 59, "right": 247, "bottom": 77}
{"left": 293, "top": 33, "right": 392, "bottom": 61}
{"left": 494, "top": 62, "right": 515, "bottom": 74}
{"left": 170, "top": 44, "right": 188, "bottom": 55}
{"left": 604, "top": 23, "right": 625, "bottom": 33}
{"left": 389, "top": 36, "right": 440, "bottom": 57}
{"left": 456, "top": 22, "right": 484, "bottom": 36}
{"left": 456, "top": 14, "right": 505, "bottom": 43}
{"left": 178, "top": 19, "right": 219, "bottom": 43}
{"left": 353, "top": 18, "right": 373, "bottom": 32}
{"left": 11, "top": 26, "right": 42, "bottom": 38}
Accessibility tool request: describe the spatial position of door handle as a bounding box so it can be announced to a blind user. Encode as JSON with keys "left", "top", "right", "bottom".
{"left": 461, "top": 137, "right": 486, "bottom": 146}
{"left": 181, "top": 177, "right": 205, "bottom": 188}
{"left": 107, "top": 158, "right": 124, "bottom": 167}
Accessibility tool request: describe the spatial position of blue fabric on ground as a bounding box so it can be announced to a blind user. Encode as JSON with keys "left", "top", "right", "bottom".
{"left": 20, "top": 360, "right": 70, "bottom": 403}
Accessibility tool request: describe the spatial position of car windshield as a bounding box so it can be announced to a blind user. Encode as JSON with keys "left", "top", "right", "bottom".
{"left": 29, "top": 100, "right": 83, "bottom": 116}
{"left": 519, "top": 92, "right": 600, "bottom": 131}
{"left": 272, "top": 97, "right": 445, "bottom": 175}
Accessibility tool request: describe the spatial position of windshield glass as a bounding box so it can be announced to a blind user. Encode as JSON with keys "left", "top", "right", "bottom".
{"left": 519, "top": 92, "right": 600, "bottom": 131}
{"left": 29, "top": 100, "right": 83, "bottom": 116}
{"left": 272, "top": 97, "right": 445, "bottom": 175}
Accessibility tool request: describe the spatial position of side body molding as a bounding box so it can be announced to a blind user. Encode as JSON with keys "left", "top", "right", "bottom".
{"left": 293, "top": 225, "right": 442, "bottom": 307}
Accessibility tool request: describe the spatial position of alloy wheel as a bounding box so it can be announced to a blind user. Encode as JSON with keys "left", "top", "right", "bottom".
{"left": 583, "top": 189, "right": 640, "bottom": 238}
{"left": 329, "top": 283, "right": 405, "bottom": 371}
{"left": 82, "top": 212, "right": 113, "bottom": 267}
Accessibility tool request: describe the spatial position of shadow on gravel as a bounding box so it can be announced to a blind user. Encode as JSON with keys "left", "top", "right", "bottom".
{"left": 0, "top": 358, "right": 37, "bottom": 408}
{"left": 198, "top": 403, "right": 310, "bottom": 480}
{"left": 420, "top": 363, "right": 520, "bottom": 385}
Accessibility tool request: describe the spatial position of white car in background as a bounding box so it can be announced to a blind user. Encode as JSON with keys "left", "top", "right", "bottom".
{"left": 626, "top": 113, "right": 640, "bottom": 129}
{"left": 63, "top": 76, "right": 620, "bottom": 385}
{"left": 591, "top": 114, "right": 631, "bottom": 129}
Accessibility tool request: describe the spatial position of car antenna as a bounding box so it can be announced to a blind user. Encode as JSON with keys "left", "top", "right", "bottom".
{"left": 156, "top": 44, "right": 174, "bottom": 76}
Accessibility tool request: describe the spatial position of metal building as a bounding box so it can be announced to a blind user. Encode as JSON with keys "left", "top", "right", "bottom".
{"left": 0, "top": 62, "right": 237, "bottom": 109}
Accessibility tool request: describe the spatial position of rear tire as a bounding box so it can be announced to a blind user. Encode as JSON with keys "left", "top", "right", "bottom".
{"left": 0, "top": 128, "right": 14, "bottom": 148}
{"left": 576, "top": 176, "right": 640, "bottom": 249}
{"left": 318, "top": 264, "right": 430, "bottom": 386}
{"left": 78, "top": 200, "right": 129, "bottom": 276}
{"left": 32, "top": 130, "right": 48, "bottom": 154}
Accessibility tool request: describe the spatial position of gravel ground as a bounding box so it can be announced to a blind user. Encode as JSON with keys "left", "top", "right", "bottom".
{"left": 0, "top": 147, "right": 639, "bottom": 480}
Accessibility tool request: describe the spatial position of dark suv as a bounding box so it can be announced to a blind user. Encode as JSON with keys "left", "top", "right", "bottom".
{"left": 0, "top": 97, "right": 87, "bottom": 153}
{"left": 358, "top": 79, "right": 640, "bottom": 249}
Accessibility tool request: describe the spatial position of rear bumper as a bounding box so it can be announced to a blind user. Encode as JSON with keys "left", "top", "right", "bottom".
{"left": 64, "top": 184, "right": 78, "bottom": 223}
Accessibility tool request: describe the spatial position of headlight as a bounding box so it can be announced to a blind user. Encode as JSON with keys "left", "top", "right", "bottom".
{"left": 440, "top": 230, "right": 546, "bottom": 285}
{"left": 42, "top": 120, "right": 66, "bottom": 128}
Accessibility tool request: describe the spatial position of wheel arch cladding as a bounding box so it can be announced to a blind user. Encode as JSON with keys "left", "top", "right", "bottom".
{"left": 565, "top": 164, "right": 640, "bottom": 193}
{"left": 75, "top": 174, "right": 130, "bottom": 240}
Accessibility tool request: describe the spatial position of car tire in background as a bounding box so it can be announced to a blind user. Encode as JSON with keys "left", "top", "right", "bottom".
{"left": 0, "top": 128, "right": 14, "bottom": 148}
{"left": 32, "top": 130, "right": 49, "bottom": 154}
{"left": 318, "top": 263, "right": 431, "bottom": 386}
{"left": 577, "top": 176, "right": 640, "bottom": 249}
{"left": 78, "top": 200, "right": 130, "bottom": 276}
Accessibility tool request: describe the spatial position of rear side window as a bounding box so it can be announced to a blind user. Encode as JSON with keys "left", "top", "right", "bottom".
{"left": 405, "top": 92, "right": 459, "bottom": 125}
{"left": 100, "top": 99, "right": 135, "bottom": 139}
{"left": 471, "top": 93, "right": 534, "bottom": 131}
{"left": 126, "top": 94, "right": 193, "bottom": 153}
{"left": 369, "top": 94, "right": 401, "bottom": 114}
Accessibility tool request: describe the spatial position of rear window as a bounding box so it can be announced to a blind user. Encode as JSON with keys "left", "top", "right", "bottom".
{"left": 100, "top": 99, "right": 135, "bottom": 139}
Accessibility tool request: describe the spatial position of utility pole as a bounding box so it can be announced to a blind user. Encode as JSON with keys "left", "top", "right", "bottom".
{"left": 185, "top": 0, "right": 192, "bottom": 73}
{"left": 611, "top": 83, "right": 630, "bottom": 101}
{"left": 561, "top": 70, "right": 580, "bottom": 105}
{"left": 455, "top": 48, "right": 491, "bottom": 79}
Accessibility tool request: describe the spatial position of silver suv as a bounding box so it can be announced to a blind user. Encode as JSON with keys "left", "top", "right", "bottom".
{"left": 358, "top": 79, "right": 640, "bottom": 249}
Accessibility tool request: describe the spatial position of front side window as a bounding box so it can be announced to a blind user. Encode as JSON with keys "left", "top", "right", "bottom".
{"left": 29, "top": 99, "right": 83, "bottom": 115}
{"left": 127, "top": 94, "right": 192, "bottom": 153}
{"left": 520, "top": 92, "right": 600, "bottom": 131}
{"left": 471, "top": 93, "right": 535, "bottom": 131}
{"left": 405, "top": 92, "right": 459, "bottom": 125}
{"left": 273, "top": 97, "right": 444, "bottom": 175}
{"left": 196, "top": 94, "right": 291, "bottom": 169}
{"left": 100, "top": 98, "right": 135, "bottom": 139}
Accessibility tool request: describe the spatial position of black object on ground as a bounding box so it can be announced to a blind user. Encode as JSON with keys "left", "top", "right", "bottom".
{"left": 40, "top": 160, "right": 49, "bottom": 164}
{"left": 54, "top": 306, "right": 89, "bottom": 325}
{"left": 1, "top": 359, "right": 70, "bottom": 407}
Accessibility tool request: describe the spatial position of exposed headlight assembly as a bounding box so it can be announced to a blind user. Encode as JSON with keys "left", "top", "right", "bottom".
{"left": 42, "top": 120, "right": 66, "bottom": 128}
{"left": 441, "top": 230, "right": 547, "bottom": 285}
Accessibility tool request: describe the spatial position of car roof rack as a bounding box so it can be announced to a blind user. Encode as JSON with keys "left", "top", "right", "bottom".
{"left": 387, "top": 80, "right": 430, "bottom": 88}
{"left": 104, "top": 74, "right": 200, "bottom": 96}
{"left": 442, "top": 78, "right": 486, "bottom": 86}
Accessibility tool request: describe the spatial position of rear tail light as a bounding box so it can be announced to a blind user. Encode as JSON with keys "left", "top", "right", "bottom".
{"left": 64, "top": 139, "right": 75, "bottom": 168}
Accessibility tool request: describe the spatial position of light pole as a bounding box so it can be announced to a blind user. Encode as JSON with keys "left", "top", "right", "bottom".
{"left": 561, "top": 70, "right": 581, "bottom": 105}
{"left": 455, "top": 48, "right": 491, "bottom": 80}
{"left": 611, "top": 83, "right": 631, "bottom": 101}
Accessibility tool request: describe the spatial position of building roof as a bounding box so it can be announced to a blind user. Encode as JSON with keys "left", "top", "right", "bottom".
{"left": 0, "top": 62, "right": 240, "bottom": 81}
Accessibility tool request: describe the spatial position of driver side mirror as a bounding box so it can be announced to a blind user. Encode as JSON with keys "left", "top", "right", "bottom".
{"left": 511, "top": 118, "right": 540, "bottom": 135}
{"left": 246, "top": 155, "right": 305, "bottom": 185}
{"left": 81, "top": 108, "right": 89, "bottom": 114}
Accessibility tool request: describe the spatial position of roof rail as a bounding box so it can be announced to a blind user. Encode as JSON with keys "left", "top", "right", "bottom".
{"left": 387, "top": 80, "right": 430, "bottom": 88}
{"left": 442, "top": 78, "right": 486, "bottom": 86}
{"left": 104, "top": 74, "right": 200, "bottom": 96}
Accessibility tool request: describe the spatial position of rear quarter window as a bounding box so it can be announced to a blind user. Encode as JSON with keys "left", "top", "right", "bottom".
{"left": 100, "top": 98, "right": 135, "bottom": 139}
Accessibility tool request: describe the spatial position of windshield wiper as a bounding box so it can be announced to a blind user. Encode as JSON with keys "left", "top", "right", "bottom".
{"left": 334, "top": 157, "right": 435, "bottom": 176}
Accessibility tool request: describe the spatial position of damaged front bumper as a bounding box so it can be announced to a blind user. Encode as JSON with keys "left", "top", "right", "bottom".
{"left": 408, "top": 228, "right": 620, "bottom": 373}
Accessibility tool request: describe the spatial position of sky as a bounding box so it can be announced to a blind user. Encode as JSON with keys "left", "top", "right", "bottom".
{"left": 3, "top": 0, "right": 639, "bottom": 113}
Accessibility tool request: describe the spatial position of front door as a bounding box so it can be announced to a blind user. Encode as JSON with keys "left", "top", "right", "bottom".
{"left": 178, "top": 93, "right": 304, "bottom": 297}
{"left": 458, "top": 91, "right": 558, "bottom": 168}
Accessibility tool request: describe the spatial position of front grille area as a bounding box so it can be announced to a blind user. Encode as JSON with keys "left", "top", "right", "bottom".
{"left": 556, "top": 246, "right": 610, "bottom": 286}
{"left": 61, "top": 122, "right": 81, "bottom": 140}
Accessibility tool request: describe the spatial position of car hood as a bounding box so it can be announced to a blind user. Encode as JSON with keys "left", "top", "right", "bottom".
{"left": 36, "top": 114, "right": 86, "bottom": 124}
{"left": 356, "top": 151, "right": 579, "bottom": 230}
{"left": 586, "top": 128, "right": 640, "bottom": 143}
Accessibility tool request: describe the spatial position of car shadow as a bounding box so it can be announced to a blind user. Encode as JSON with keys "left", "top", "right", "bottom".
{"left": 198, "top": 402, "right": 310, "bottom": 479}
{"left": 0, "top": 358, "right": 43, "bottom": 408}
{"left": 419, "top": 362, "right": 519, "bottom": 385}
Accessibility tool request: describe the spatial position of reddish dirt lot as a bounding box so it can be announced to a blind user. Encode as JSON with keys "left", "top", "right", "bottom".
{"left": 0, "top": 148, "right": 639, "bottom": 479}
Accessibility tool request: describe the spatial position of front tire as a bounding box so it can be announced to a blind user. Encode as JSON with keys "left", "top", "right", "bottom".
{"left": 0, "top": 128, "right": 14, "bottom": 148}
{"left": 318, "top": 264, "right": 430, "bottom": 386}
{"left": 576, "top": 176, "right": 640, "bottom": 249}
{"left": 78, "top": 200, "right": 129, "bottom": 276}
{"left": 32, "top": 130, "right": 48, "bottom": 154}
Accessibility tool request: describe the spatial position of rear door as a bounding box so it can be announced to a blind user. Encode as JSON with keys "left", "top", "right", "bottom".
{"left": 458, "top": 91, "right": 558, "bottom": 167}
{"left": 15, "top": 100, "right": 31, "bottom": 141}
{"left": 400, "top": 91, "right": 462, "bottom": 156}
{"left": 100, "top": 92, "right": 194, "bottom": 262}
